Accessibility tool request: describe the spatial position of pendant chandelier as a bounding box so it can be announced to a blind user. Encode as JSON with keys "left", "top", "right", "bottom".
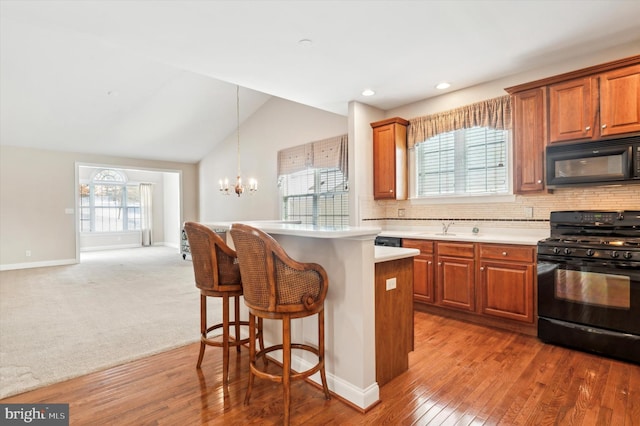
{"left": 219, "top": 85, "right": 258, "bottom": 196}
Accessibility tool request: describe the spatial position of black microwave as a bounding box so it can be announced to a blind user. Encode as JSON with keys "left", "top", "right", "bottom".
{"left": 545, "top": 136, "right": 640, "bottom": 188}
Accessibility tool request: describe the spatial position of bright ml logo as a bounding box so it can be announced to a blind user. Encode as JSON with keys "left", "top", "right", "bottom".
{"left": 1, "top": 404, "right": 68, "bottom": 425}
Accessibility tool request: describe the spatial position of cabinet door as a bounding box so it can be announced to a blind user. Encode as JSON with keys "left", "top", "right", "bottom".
{"left": 437, "top": 256, "right": 475, "bottom": 311}
{"left": 372, "top": 124, "right": 397, "bottom": 199}
{"left": 600, "top": 64, "right": 640, "bottom": 136}
{"left": 512, "top": 88, "right": 546, "bottom": 193}
{"left": 413, "top": 253, "right": 435, "bottom": 304}
{"left": 548, "top": 77, "right": 597, "bottom": 143}
{"left": 479, "top": 260, "right": 534, "bottom": 323}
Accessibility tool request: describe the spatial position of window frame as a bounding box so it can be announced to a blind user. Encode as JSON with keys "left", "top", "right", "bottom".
{"left": 411, "top": 126, "right": 513, "bottom": 200}
{"left": 79, "top": 169, "right": 142, "bottom": 233}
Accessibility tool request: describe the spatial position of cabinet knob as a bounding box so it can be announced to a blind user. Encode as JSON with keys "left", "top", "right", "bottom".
{"left": 480, "top": 266, "right": 485, "bottom": 271}
{"left": 428, "top": 261, "right": 433, "bottom": 265}
{"left": 602, "top": 124, "right": 607, "bottom": 129}
{"left": 502, "top": 251, "right": 508, "bottom": 256}
{"left": 537, "top": 180, "right": 542, "bottom": 184}
{"left": 438, "top": 262, "right": 442, "bottom": 266}
{"left": 585, "top": 126, "right": 590, "bottom": 131}
{"left": 389, "top": 189, "right": 393, "bottom": 193}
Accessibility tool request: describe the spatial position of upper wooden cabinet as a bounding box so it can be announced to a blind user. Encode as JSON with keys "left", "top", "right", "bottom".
{"left": 512, "top": 87, "right": 547, "bottom": 193}
{"left": 371, "top": 117, "right": 409, "bottom": 200}
{"left": 548, "top": 63, "right": 640, "bottom": 144}
{"left": 600, "top": 64, "right": 640, "bottom": 137}
{"left": 506, "top": 55, "right": 640, "bottom": 193}
{"left": 548, "top": 77, "right": 597, "bottom": 143}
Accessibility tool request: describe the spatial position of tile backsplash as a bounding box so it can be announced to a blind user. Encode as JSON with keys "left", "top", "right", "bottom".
{"left": 361, "top": 185, "right": 639, "bottom": 230}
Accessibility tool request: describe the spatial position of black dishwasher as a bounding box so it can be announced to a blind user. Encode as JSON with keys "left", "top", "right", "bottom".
{"left": 374, "top": 236, "right": 402, "bottom": 247}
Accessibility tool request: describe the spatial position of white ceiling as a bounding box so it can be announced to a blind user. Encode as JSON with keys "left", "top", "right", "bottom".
{"left": 1, "top": 1, "right": 640, "bottom": 163}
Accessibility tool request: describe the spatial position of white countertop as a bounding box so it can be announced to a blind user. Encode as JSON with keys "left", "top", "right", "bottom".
{"left": 374, "top": 246, "right": 420, "bottom": 263}
{"left": 378, "top": 228, "right": 549, "bottom": 246}
{"left": 203, "top": 221, "right": 381, "bottom": 239}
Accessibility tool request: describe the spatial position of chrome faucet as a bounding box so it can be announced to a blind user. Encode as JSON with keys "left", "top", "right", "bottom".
{"left": 442, "top": 221, "right": 454, "bottom": 235}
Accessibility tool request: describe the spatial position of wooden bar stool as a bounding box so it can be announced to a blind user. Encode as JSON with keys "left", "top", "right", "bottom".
{"left": 230, "top": 223, "right": 331, "bottom": 425}
{"left": 183, "top": 221, "right": 262, "bottom": 396}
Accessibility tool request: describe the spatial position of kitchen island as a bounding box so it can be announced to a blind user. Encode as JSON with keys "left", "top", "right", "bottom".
{"left": 204, "top": 221, "right": 418, "bottom": 411}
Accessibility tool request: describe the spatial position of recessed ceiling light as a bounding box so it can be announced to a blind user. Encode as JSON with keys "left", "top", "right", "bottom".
{"left": 362, "top": 89, "right": 375, "bottom": 96}
{"left": 298, "top": 39, "right": 313, "bottom": 47}
{"left": 436, "top": 82, "right": 451, "bottom": 90}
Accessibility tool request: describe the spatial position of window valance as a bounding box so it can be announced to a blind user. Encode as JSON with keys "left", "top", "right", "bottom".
{"left": 277, "top": 134, "right": 348, "bottom": 178}
{"left": 407, "top": 95, "right": 512, "bottom": 149}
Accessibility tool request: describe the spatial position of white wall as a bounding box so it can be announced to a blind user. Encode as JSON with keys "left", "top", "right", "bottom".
{"left": 0, "top": 145, "right": 198, "bottom": 269}
{"left": 198, "top": 96, "right": 348, "bottom": 222}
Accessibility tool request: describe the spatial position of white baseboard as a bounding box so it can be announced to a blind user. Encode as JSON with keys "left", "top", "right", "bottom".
{"left": 0, "top": 258, "right": 77, "bottom": 271}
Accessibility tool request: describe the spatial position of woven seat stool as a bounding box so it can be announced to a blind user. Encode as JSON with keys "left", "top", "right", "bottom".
{"left": 230, "top": 223, "right": 331, "bottom": 425}
{"left": 183, "top": 221, "right": 262, "bottom": 396}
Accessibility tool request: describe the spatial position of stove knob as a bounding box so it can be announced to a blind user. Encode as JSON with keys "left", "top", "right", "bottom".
{"left": 563, "top": 248, "right": 572, "bottom": 255}
{"left": 586, "top": 249, "right": 595, "bottom": 257}
{"left": 610, "top": 251, "right": 619, "bottom": 259}
{"left": 553, "top": 247, "right": 561, "bottom": 254}
{"left": 623, "top": 251, "right": 633, "bottom": 260}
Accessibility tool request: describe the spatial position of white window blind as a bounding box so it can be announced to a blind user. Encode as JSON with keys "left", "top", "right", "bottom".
{"left": 416, "top": 127, "right": 508, "bottom": 196}
{"left": 278, "top": 135, "right": 349, "bottom": 226}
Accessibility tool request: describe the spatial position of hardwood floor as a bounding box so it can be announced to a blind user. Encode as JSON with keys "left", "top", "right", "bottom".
{"left": 2, "top": 311, "right": 639, "bottom": 425}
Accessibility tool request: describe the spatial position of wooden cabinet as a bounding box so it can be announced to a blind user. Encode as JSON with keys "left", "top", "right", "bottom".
{"left": 371, "top": 117, "right": 409, "bottom": 200}
{"left": 512, "top": 88, "right": 547, "bottom": 193}
{"left": 402, "top": 239, "right": 435, "bottom": 304}
{"left": 600, "top": 64, "right": 640, "bottom": 137}
{"left": 548, "top": 64, "right": 640, "bottom": 144}
{"left": 437, "top": 242, "right": 476, "bottom": 312}
{"left": 404, "top": 237, "right": 537, "bottom": 334}
{"left": 375, "top": 257, "right": 414, "bottom": 386}
{"left": 507, "top": 55, "right": 640, "bottom": 193}
{"left": 548, "top": 77, "right": 597, "bottom": 143}
{"left": 479, "top": 244, "right": 536, "bottom": 323}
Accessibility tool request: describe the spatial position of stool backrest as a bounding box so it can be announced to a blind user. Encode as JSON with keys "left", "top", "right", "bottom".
{"left": 184, "top": 222, "right": 241, "bottom": 292}
{"left": 230, "top": 223, "right": 328, "bottom": 314}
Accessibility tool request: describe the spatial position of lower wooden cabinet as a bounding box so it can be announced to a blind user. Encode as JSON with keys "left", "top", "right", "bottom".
{"left": 402, "top": 239, "right": 434, "bottom": 303}
{"left": 437, "top": 242, "right": 476, "bottom": 312}
{"left": 403, "top": 238, "right": 537, "bottom": 333}
{"left": 479, "top": 244, "right": 535, "bottom": 323}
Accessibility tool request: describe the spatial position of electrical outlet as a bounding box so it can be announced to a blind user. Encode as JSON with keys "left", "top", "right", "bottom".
{"left": 26, "top": 250, "right": 31, "bottom": 257}
{"left": 398, "top": 208, "right": 405, "bottom": 217}
{"left": 386, "top": 277, "right": 397, "bottom": 291}
{"left": 524, "top": 206, "right": 534, "bottom": 218}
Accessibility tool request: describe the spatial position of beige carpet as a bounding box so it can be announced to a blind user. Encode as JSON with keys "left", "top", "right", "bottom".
{"left": 0, "top": 246, "right": 219, "bottom": 399}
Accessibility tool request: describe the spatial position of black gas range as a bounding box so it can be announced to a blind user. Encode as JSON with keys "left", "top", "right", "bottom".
{"left": 537, "top": 210, "right": 640, "bottom": 364}
{"left": 538, "top": 210, "right": 640, "bottom": 264}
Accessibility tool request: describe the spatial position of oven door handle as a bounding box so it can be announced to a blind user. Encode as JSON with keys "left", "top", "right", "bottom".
{"left": 538, "top": 255, "right": 640, "bottom": 270}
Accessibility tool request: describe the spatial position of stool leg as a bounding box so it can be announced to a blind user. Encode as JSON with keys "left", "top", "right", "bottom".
{"left": 222, "top": 293, "right": 230, "bottom": 396}
{"left": 283, "top": 315, "right": 291, "bottom": 426}
{"left": 318, "top": 309, "right": 330, "bottom": 400}
{"left": 244, "top": 313, "right": 256, "bottom": 405}
{"left": 196, "top": 294, "right": 206, "bottom": 368}
{"left": 234, "top": 295, "right": 241, "bottom": 353}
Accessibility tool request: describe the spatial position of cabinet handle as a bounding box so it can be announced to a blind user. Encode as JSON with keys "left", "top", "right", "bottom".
{"left": 438, "top": 262, "right": 442, "bottom": 266}
{"left": 428, "top": 261, "right": 433, "bottom": 265}
{"left": 502, "top": 251, "right": 508, "bottom": 256}
{"left": 585, "top": 126, "right": 590, "bottom": 131}
{"left": 602, "top": 124, "right": 607, "bottom": 129}
{"left": 389, "top": 189, "right": 393, "bottom": 193}
{"left": 537, "top": 180, "right": 542, "bottom": 184}
{"left": 480, "top": 266, "right": 485, "bottom": 271}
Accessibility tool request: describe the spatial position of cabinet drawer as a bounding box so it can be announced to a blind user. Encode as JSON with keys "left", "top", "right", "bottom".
{"left": 402, "top": 239, "right": 434, "bottom": 254}
{"left": 437, "top": 242, "right": 475, "bottom": 258}
{"left": 480, "top": 244, "right": 535, "bottom": 262}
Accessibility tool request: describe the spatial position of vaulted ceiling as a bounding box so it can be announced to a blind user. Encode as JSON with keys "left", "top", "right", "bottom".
{"left": 2, "top": 1, "right": 639, "bottom": 163}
